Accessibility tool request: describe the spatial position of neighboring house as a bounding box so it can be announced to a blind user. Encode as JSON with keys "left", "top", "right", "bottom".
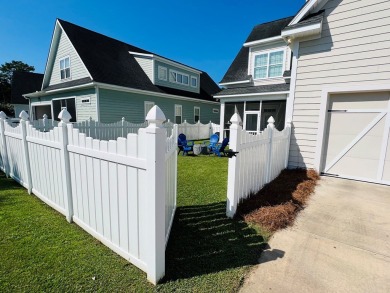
{"left": 11, "top": 71, "right": 44, "bottom": 117}
{"left": 216, "top": 0, "right": 390, "bottom": 185}
{"left": 24, "top": 19, "right": 220, "bottom": 124}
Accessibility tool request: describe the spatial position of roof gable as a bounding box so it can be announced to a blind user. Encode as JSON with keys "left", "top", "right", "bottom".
{"left": 288, "top": 0, "right": 330, "bottom": 26}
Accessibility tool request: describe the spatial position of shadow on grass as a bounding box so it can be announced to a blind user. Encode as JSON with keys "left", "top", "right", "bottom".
{"left": 163, "top": 201, "right": 267, "bottom": 281}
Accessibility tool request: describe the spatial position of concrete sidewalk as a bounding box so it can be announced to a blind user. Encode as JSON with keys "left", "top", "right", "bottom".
{"left": 240, "top": 177, "right": 390, "bottom": 293}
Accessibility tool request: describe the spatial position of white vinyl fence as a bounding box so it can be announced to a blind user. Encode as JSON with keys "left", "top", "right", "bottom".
{"left": 0, "top": 106, "right": 177, "bottom": 285}
{"left": 226, "top": 113, "right": 291, "bottom": 218}
{"left": 165, "top": 120, "right": 220, "bottom": 140}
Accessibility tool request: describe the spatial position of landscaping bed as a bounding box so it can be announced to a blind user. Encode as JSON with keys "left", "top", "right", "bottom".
{"left": 236, "top": 168, "right": 320, "bottom": 232}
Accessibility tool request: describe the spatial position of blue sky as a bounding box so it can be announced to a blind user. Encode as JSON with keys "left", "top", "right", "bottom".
{"left": 0, "top": 0, "right": 304, "bottom": 83}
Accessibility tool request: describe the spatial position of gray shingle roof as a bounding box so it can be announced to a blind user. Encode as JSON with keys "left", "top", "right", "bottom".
{"left": 220, "top": 16, "right": 294, "bottom": 84}
{"left": 283, "top": 10, "right": 324, "bottom": 31}
{"left": 214, "top": 84, "right": 290, "bottom": 97}
{"left": 51, "top": 19, "right": 220, "bottom": 101}
{"left": 11, "top": 71, "right": 44, "bottom": 104}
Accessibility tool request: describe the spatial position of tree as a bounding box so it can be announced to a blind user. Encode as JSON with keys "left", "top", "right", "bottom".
{"left": 0, "top": 60, "right": 35, "bottom": 104}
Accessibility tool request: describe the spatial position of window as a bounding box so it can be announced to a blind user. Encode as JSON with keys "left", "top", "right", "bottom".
{"left": 169, "top": 70, "right": 189, "bottom": 86}
{"left": 60, "top": 56, "right": 71, "bottom": 80}
{"left": 213, "top": 108, "right": 219, "bottom": 114}
{"left": 191, "top": 76, "right": 198, "bottom": 87}
{"left": 158, "top": 66, "right": 167, "bottom": 81}
{"left": 145, "top": 101, "right": 155, "bottom": 118}
{"left": 254, "top": 50, "right": 284, "bottom": 79}
{"left": 52, "top": 98, "right": 76, "bottom": 122}
{"left": 175, "top": 105, "right": 182, "bottom": 124}
{"left": 194, "top": 107, "right": 200, "bottom": 122}
{"left": 81, "top": 97, "right": 90, "bottom": 104}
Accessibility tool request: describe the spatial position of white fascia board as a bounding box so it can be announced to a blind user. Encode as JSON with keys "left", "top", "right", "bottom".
{"left": 215, "top": 91, "right": 289, "bottom": 98}
{"left": 281, "top": 22, "right": 322, "bottom": 40}
{"left": 41, "top": 20, "right": 61, "bottom": 90}
{"left": 94, "top": 82, "right": 219, "bottom": 105}
{"left": 218, "top": 93, "right": 288, "bottom": 103}
{"left": 129, "top": 51, "right": 202, "bottom": 74}
{"left": 243, "top": 36, "right": 283, "bottom": 47}
{"left": 289, "top": 0, "right": 328, "bottom": 26}
{"left": 219, "top": 80, "right": 251, "bottom": 86}
{"left": 24, "top": 82, "right": 95, "bottom": 98}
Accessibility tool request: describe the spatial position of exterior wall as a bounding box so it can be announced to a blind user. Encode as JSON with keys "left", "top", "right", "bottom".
{"left": 30, "top": 88, "right": 97, "bottom": 121}
{"left": 48, "top": 30, "right": 89, "bottom": 86}
{"left": 289, "top": 0, "right": 390, "bottom": 168}
{"left": 13, "top": 104, "right": 30, "bottom": 117}
{"left": 134, "top": 56, "right": 154, "bottom": 82}
{"left": 154, "top": 60, "right": 200, "bottom": 94}
{"left": 249, "top": 40, "right": 291, "bottom": 87}
{"left": 98, "top": 88, "right": 219, "bottom": 124}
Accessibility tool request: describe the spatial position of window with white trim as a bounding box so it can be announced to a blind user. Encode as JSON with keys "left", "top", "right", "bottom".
{"left": 144, "top": 101, "right": 155, "bottom": 118}
{"left": 194, "top": 107, "right": 200, "bottom": 122}
{"left": 60, "top": 56, "right": 71, "bottom": 80}
{"left": 169, "top": 70, "right": 189, "bottom": 86}
{"left": 158, "top": 66, "right": 167, "bottom": 81}
{"left": 191, "top": 76, "right": 198, "bottom": 87}
{"left": 254, "top": 50, "right": 284, "bottom": 79}
{"left": 175, "top": 104, "right": 182, "bottom": 124}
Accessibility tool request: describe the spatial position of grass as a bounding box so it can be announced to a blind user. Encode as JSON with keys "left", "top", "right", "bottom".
{"left": 0, "top": 154, "right": 267, "bottom": 292}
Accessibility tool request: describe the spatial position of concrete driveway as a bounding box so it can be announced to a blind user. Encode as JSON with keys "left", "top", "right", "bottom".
{"left": 240, "top": 177, "right": 390, "bottom": 293}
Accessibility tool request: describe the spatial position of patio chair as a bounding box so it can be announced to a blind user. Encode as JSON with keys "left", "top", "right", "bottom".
{"left": 208, "top": 134, "right": 219, "bottom": 152}
{"left": 210, "top": 137, "right": 230, "bottom": 157}
{"left": 178, "top": 133, "right": 194, "bottom": 156}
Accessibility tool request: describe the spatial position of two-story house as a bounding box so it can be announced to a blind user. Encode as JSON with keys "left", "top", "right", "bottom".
{"left": 24, "top": 19, "right": 221, "bottom": 124}
{"left": 216, "top": 0, "right": 390, "bottom": 186}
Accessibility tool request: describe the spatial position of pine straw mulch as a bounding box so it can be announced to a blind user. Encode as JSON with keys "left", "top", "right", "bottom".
{"left": 236, "top": 168, "right": 320, "bottom": 233}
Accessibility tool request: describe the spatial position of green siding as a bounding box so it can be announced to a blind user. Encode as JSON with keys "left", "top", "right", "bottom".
{"left": 154, "top": 60, "right": 200, "bottom": 94}
{"left": 30, "top": 88, "right": 97, "bottom": 121}
{"left": 99, "top": 89, "right": 219, "bottom": 124}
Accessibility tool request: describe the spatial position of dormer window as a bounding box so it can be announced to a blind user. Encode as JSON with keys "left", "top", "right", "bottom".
{"left": 169, "top": 70, "right": 189, "bottom": 86}
{"left": 60, "top": 56, "right": 71, "bottom": 80}
{"left": 254, "top": 50, "right": 284, "bottom": 79}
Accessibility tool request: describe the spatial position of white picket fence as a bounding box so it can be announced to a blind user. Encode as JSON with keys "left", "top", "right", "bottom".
{"left": 226, "top": 113, "right": 291, "bottom": 217}
{"left": 165, "top": 120, "right": 220, "bottom": 140}
{"left": 0, "top": 106, "right": 177, "bottom": 284}
{"left": 31, "top": 114, "right": 220, "bottom": 142}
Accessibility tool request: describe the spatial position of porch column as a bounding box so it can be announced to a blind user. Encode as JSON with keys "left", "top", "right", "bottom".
{"left": 219, "top": 102, "right": 225, "bottom": 142}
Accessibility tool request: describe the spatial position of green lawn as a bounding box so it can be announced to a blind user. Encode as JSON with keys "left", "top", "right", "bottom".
{"left": 0, "top": 155, "right": 267, "bottom": 292}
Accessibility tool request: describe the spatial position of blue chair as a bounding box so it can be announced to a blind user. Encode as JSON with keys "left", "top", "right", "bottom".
{"left": 208, "top": 134, "right": 219, "bottom": 152}
{"left": 211, "top": 137, "right": 229, "bottom": 157}
{"left": 178, "top": 133, "right": 193, "bottom": 156}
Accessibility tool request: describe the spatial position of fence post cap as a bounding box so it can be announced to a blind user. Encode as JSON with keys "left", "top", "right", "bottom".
{"left": 230, "top": 113, "right": 242, "bottom": 125}
{"left": 122, "top": 117, "right": 125, "bottom": 121}
{"left": 19, "top": 110, "right": 29, "bottom": 121}
{"left": 0, "top": 111, "right": 7, "bottom": 120}
{"left": 43, "top": 114, "right": 48, "bottom": 119}
{"left": 146, "top": 105, "right": 166, "bottom": 128}
{"left": 267, "top": 116, "right": 275, "bottom": 128}
{"left": 58, "top": 109, "right": 72, "bottom": 123}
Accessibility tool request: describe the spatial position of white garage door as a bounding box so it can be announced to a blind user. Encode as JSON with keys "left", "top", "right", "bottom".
{"left": 322, "top": 92, "right": 390, "bottom": 185}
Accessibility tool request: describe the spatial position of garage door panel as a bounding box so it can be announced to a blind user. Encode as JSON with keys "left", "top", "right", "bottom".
{"left": 322, "top": 92, "right": 390, "bottom": 184}
{"left": 328, "top": 157, "right": 379, "bottom": 179}
{"left": 330, "top": 92, "right": 389, "bottom": 110}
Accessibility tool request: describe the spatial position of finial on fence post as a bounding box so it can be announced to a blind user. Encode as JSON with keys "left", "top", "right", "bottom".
{"left": 19, "top": 110, "right": 29, "bottom": 121}
{"left": 58, "top": 109, "right": 72, "bottom": 123}
{"left": 267, "top": 116, "right": 275, "bottom": 129}
{"left": 122, "top": 117, "right": 125, "bottom": 122}
{"left": 230, "top": 113, "right": 242, "bottom": 126}
{"left": 146, "top": 105, "right": 166, "bottom": 128}
{"left": 0, "top": 111, "right": 7, "bottom": 120}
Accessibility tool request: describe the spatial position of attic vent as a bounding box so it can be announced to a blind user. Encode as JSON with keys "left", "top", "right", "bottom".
{"left": 81, "top": 98, "right": 91, "bottom": 104}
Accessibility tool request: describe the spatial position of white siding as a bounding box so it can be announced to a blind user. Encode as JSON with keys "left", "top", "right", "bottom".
{"left": 249, "top": 40, "right": 291, "bottom": 86}
{"left": 75, "top": 94, "right": 97, "bottom": 121}
{"left": 48, "top": 30, "right": 89, "bottom": 86}
{"left": 134, "top": 57, "right": 153, "bottom": 82}
{"left": 290, "top": 0, "right": 390, "bottom": 168}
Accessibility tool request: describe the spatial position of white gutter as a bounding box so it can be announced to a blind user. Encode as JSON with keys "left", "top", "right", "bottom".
{"left": 219, "top": 79, "right": 251, "bottom": 86}
{"left": 129, "top": 51, "right": 202, "bottom": 74}
{"left": 24, "top": 82, "right": 95, "bottom": 98}
{"left": 243, "top": 36, "right": 283, "bottom": 47}
{"left": 215, "top": 91, "right": 289, "bottom": 98}
{"left": 281, "top": 22, "right": 322, "bottom": 41}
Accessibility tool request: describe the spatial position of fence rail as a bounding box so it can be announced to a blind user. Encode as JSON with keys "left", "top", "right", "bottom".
{"left": 226, "top": 113, "right": 291, "bottom": 218}
{"left": 0, "top": 107, "right": 177, "bottom": 284}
